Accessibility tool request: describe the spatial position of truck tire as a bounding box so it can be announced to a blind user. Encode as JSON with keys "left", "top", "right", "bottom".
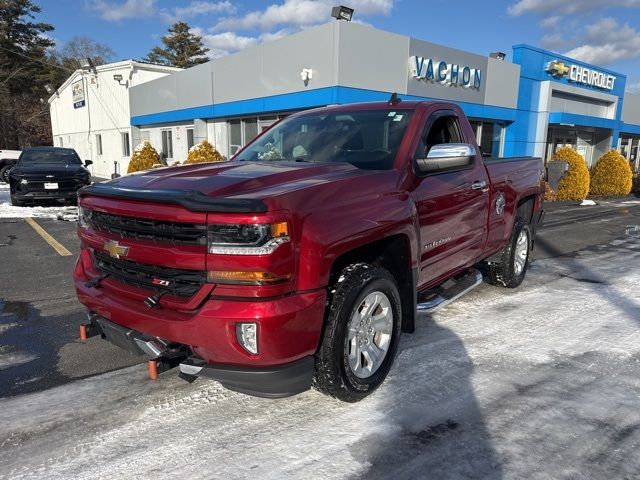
{"left": 0, "top": 165, "right": 11, "bottom": 184}
{"left": 313, "top": 263, "right": 402, "bottom": 402}
{"left": 485, "top": 219, "right": 531, "bottom": 288}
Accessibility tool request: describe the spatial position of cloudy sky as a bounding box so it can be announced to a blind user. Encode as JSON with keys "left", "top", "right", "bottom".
{"left": 40, "top": 0, "right": 640, "bottom": 91}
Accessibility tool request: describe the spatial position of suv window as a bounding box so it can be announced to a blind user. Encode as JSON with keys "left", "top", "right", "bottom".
{"left": 415, "top": 114, "right": 464, "bottom": 158}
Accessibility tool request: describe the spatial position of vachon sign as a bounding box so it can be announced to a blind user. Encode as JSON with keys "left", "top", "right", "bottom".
{"left": 410, "top": 55, "right": 482, "bottom": 89}
{"left": 546, "top": 60, "right": 616, "bottom": 91}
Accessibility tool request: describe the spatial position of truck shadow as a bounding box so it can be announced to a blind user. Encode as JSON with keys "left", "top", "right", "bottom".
{"left": 534, "top": 235, "right": 640, "bottom": 324}
{"left": 350, "top": 315, "right": 503, "bottom": 480}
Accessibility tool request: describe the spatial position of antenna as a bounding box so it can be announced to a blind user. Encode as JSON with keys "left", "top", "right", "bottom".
{"left": 388, "top": 92, "right": 400, "bottom": 106}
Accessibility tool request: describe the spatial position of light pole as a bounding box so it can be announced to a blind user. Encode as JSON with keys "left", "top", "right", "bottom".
{"left": 80, "top": 58, "right": 97, "bottom": 173}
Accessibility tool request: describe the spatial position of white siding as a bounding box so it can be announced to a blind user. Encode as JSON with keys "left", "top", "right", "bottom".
{"left": 49, "top": 62, "right": 179, "bottom": 178}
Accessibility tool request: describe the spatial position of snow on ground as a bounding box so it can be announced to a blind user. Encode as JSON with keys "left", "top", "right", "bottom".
{"left": 1, "top": 233, "right": 640, "bottom": 479}
{"left": 0, "top": 348, "right": 38, "bottom": 371}
{"left": 0, "top": 184, "right": 77, "bottom": 221}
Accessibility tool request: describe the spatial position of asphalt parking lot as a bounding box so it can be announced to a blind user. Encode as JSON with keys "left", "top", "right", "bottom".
{"left": 1, "top": 195, "right": 639, "bottom": 398}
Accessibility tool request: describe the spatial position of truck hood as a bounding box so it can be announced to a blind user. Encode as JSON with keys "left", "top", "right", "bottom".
{"left": 107, "top": 161, "right": 367, "bottom": 199}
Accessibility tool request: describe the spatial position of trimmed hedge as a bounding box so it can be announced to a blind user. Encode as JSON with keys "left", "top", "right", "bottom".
{"left": 551, "top": 147, "right": 590, "bottom": 201}
{"left": 185, "top": 140, "right": 224, "bottom": 164}
{"left": 589, "top": 150, "right": 633, "bottom": 196}
{"left": 127, "top": 141, "right": 163, "bottom": 174}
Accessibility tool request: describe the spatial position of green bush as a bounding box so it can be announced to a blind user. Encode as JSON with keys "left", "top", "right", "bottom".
{"left": 589, "top": 150, "right": 633, "bottom": 196}
{"left": 185, "top": 140, "right": 224, "bottom": 164}
{"left": 127, "top": 141, "right": 163, "bottom": 174}
{"left": 551, "top": 147, "right": 590, "bottom": 201}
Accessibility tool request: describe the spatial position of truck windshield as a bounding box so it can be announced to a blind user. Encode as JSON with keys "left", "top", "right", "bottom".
{"left": 19, "top": 149, "right": 81, "bottom": 165}
{"left": 235, "top": 110, "right": 413, "bottom": 170}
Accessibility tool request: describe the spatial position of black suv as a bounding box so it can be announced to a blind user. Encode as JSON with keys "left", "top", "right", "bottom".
{"left": 9, "top": 147, "right": 92, "bottom": 206}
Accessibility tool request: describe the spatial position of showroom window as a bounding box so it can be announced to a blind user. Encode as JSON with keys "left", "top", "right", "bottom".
{"left": 227, "top": 113, "right": 296, "bottom": 157}
{"left": 161, "top": 130, "right": 173, "bottom": 159}
{"left": 469, "top": 120, "right": 504, "bottom": 157}
{"left": 187, "top": 128, "right": 195, "bottom": 150}
{"left": 229, "top": 120, "right": 242, "bottom": 156}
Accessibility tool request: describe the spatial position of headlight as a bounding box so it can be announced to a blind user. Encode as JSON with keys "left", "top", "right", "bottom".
{"left": 78, "top": 206, "right": 92, "bottom": 228}
{"left": 207, "top": 222, "right": 289, "bottom": 255}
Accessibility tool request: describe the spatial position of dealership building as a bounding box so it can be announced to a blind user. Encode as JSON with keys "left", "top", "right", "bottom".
{"left": 53, "top": 21, "right": 640, "bottom": 177}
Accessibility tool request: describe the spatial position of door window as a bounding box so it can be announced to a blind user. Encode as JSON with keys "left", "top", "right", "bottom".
{"left": 415, "top": 114, "right": 464, "bottom": 159}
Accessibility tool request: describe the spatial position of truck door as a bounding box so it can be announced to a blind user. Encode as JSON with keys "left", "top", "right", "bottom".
{"left": 414, "top": 110, "right": 489, "bottom": 288}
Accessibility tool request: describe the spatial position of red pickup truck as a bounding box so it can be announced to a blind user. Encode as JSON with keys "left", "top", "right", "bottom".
{"left": 74, "top": 100, "right": 544, "bottom": 402}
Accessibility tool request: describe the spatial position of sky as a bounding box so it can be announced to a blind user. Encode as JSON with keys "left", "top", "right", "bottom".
{"left": 37, "top": 0, "right": 640, "bottom": 91}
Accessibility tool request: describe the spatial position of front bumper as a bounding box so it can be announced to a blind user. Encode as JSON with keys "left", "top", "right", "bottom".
{"left": 74, "top": 251, "right": 327, "bottom": 368}
{"left": 12, "top": 189, "right": 79, "bottom": 201}
{"left": 179, "top": 355, "right": 314, "bottom": 398}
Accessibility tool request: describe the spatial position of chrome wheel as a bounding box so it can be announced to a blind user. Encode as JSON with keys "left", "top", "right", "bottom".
{"left": 345, "top": 291, "right": 393, "bottom": 379}
{"left": 513, "top": 229, "right": 529, "bottom": 276}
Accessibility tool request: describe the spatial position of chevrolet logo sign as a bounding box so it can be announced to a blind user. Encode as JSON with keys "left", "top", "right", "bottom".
{"left": 104, "top": 240, "right": 129, "bottom": 259}
{"left": 547, "top": 60, "right": 570, "bottom": 77}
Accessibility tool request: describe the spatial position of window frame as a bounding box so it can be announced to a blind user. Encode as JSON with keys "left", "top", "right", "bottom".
{"left": 121, "top": 132, "right": 130, "bottom": 157}
{"left": 95, "top": 134, "right": 103, "bottom": 156}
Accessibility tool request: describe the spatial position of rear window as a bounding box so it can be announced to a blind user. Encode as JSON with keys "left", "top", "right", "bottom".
{"left": 19, "top": 149, "right": 81, "bottom": 165}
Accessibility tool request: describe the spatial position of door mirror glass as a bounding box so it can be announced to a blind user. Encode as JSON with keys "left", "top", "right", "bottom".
{"left": 416, "top": 143, "right": 476, "bottom": 174}
{"left": 84, "top": 160, "right": 93, "bottom": 167}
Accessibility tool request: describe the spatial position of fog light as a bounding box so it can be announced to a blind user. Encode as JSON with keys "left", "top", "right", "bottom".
{"left": 236, "top": 323, "right": 258, "bottom": 355}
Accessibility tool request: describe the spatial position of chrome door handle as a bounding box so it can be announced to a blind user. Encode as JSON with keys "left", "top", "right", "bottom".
{"left": 471, "top": 181, "right": 488, "bottom": 191}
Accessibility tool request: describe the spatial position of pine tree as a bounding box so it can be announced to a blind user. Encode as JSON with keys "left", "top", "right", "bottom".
{"left": 143, "top": 22, "right": 210, "bottom": 68}
{"left": 0, "top": 0, "right": 55, "bottom": 149}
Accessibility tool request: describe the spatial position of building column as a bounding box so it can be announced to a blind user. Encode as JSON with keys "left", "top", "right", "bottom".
{"left": 194, "top": 118, "right": 207, "bottom": 144}
{"left": 131, "top": 126, "right": 142, "bottom": 147}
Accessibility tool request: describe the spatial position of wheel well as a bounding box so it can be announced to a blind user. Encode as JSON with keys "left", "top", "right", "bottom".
{"left": 516, "top": 196, "right": 535, "bottom": 225}
{"left": 328, "top": 235, "right": 416, "bottom": 333}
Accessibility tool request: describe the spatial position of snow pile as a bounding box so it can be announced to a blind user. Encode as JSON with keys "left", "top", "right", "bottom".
{"left": 0, "top": 184, "right": 77, "bottom": 221}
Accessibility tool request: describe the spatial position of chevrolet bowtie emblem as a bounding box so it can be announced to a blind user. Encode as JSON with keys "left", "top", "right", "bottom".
{"left": 547, "top": 60, "right": 570, "bottom": 77}
{"left": 104, "top": 240, "right": 129, "bottom": 259}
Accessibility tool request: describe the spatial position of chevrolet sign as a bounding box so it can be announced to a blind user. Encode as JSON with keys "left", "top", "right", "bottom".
{"left": 546, "top": 60, "right": 616, "bottom": 91}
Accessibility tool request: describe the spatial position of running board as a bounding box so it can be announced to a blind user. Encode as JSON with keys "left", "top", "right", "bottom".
{"left": 416, "top": 268, "right": 483, "bottom": 314}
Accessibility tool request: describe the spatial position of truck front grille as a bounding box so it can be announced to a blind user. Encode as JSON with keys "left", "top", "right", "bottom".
{"left": 88, "top": 211, "right": 207, "bottom": 246}
{"left": 94, "top": 251, "right": 207, "bottom": 297}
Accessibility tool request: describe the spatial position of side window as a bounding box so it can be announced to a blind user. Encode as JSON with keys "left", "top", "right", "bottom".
{"left": 415, "top": 114, "right": 463, "bottom": 158}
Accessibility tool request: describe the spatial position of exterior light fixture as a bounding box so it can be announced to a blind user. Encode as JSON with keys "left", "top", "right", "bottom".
{"left": 80, "top": 57, "right": 97, "bottom": 74}
{"left": 489, "top": 52, "right": 507, "bottom": 61}
{"left": 300, "top": 68, "right": 313, "bottom": 85}
{"left": 331, "top": 5, "right": 354, "bottom": 21}
{"left": 113, "top": 74, "right": 126, "bottom": 86}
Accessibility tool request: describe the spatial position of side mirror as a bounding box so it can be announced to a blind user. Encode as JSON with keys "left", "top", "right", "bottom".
{"left": 84, "top": 160, "right": 93, "bottom": 167}
{"left": 415, "top": 143, "right": 476, "bottom": 174}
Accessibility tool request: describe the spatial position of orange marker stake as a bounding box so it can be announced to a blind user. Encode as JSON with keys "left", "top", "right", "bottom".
{"left": 148, "top": 360, "right": 158, "bottom": 380}
{"left": 79, "top": 325, "right": 88, "bottom": 341}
